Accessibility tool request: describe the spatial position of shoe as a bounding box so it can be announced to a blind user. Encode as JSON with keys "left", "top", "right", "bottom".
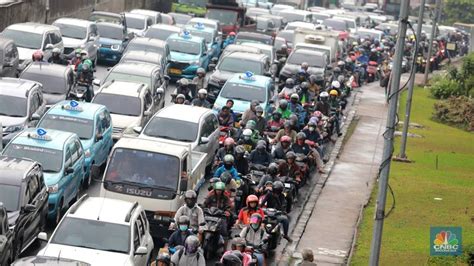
{"left": 283, "top": 235, "right": 293, "bottom": 243}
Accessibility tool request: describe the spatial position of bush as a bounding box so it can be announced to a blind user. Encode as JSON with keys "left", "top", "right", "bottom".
{"left": 433, "top": 96, "right": 474, "bottom": 131}
{"left": 430, "top": 78, "right": 463, "bottom": 99}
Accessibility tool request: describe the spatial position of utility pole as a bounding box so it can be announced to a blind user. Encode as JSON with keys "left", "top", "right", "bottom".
{"left": 423, "top": 0, "right": 442, "bottom": 85}
{"left": 368, "top": 0, "right": 409, "bottom": 264}
{"left": 398, "top": 0, "right": 426, "bottom": 160}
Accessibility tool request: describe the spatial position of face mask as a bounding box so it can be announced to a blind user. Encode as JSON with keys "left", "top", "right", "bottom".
{"left": 251, "top": 223, "right": 259, "bottom": 230}
{"left": 309, "top": 127, "right": 315, "bottom": 132}
{"left": 179, "top": 225, "right": 188, "bottom": 231}
{"left": 224, "top": 164, "right": 232, "bottom": 170}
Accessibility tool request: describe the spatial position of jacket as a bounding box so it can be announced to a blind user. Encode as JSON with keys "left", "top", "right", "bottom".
{"left": 203, "top": 190, "right": 232, "bottom": 212}
{"left": 240, "top": 226, "right": 268, "bottom": 247}
{"left": 248, "top": 150, "right": 272, "bottom": 166}
{"left": 174, "top": 205, "right": 205, "bottom": 231}
{"left": 170, "top": 249, "right": 206, "bottom": 266}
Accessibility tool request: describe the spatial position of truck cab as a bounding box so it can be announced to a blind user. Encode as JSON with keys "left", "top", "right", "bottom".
{"left": 206, "top": 0, "right": 246, "bottom": 38}
{"left": 99, "top": 137, "right": 207, "bottom": 238}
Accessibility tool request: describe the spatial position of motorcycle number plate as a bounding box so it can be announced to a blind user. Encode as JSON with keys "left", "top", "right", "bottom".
{"left": 284, "top": 183, "right": 291, "bottom": 188}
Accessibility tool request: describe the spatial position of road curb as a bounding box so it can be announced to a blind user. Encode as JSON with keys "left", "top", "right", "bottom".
{"left": 278, "top": 89, "right": 363, "bottom": 265}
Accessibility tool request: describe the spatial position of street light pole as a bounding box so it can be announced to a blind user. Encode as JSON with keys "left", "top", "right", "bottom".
{"left": 398, "top": 0, "right": 426, "bottom": 160}
{"left": 423, "top": 0, "right": 442, "bottom": 85}
{"left": 368, "top": 0, "right": 409, "bottom": 264}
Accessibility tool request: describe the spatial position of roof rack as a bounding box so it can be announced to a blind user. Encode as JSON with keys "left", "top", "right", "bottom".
{"left": 125, "top": 202, "right": 139, "bottom": 223}
{"left": 69, "top": 194, "right": 89, "bottom": 214}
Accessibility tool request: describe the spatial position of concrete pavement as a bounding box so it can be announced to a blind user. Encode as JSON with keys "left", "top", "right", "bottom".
{"left": 294, "top": 81, "right": 389, "bottom": 265}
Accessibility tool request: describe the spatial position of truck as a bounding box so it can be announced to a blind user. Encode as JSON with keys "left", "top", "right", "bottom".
{"left": 171, "top": 0, "right": 208, "bottom": 17}
{"left": 206, "top": 0, "right": 246, "bottom": 37}
{"left": 97, "top": 137, "right": 207, "bottom": 239}
{"left": 293, "top": 28, "right": 342, "bottom": 64}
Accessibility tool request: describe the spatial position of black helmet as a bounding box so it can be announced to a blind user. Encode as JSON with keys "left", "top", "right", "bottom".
{"left": 184, "top": 190, "right": 197, "bottom": 208}
{"left": 309, "top": 74, "right": 317, "bottom": 83}
{"left": 333, "top": 66, "right": 341, "bottom": 73}
{"left": 285, "top": 78, "right": 295, "bottom": 87}
{"left": 178, "top": 215, "right": 190, "bottom": 225}
{"left": 315, "top": 74, "right": 324, "bottom": 82}
{"left": 231, "top": 237, "right": 246, "bottom": 249}
{"left": 273, "top": 180, "right": 284, "bottom": 192}
{"left": 279, "top": 99, "right": 288, "bottom": 108}
{"left": 235, "top": 145, "right": 245, "bottom": 155}
{"left": 220, "top": 171, "right": 233, "bottom": 185}
{"left": 300, "top": 81, "right": 309, "bottom": 90}
{"left": 296, "top": 132, "right": 306, "bottom": 140}
{"left": 221, "top": 252, "right": 242, "bottom": 266}
{"left": 268, "top": 162, "right": 279, "bottom": 175}
{"left": 283, "top": 120, "right": 292, "bottom": 128}
{"left": 272, "top": 112, "right": 282, "bottom": 119}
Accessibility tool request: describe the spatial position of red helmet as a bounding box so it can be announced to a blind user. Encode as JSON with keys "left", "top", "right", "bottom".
{"left": 32, "top": 50, "right": 44, "bottom": 61}
{"left": 280, "top": 136, "right": 291, "bottom": 143}
{"left": 224, "top": 137, "right": 235, "bottom": 147}
{"left": 246, "top": 195, "right": 258, "bottom": 206}
{"left": 229, "top": 32, "right": 236, "bottom": 36}
{"left": 313, "top": 111, "right": 322, "bottom": 118}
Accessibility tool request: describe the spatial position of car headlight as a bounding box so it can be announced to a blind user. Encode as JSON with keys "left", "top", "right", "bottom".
{"left": 111, "top": 44, "right": 121, "bottom": 51}
{"left": 85, "top": 149, "right": 91, "bottom": 158}
{"left": 191, "top": 60, "right": 200, "bottom": 66}
{"left": 48, "top": 184, "right": 59, "bottom": 194}
{"left": 4, "top": 125, "right": 24, "bottom": 133}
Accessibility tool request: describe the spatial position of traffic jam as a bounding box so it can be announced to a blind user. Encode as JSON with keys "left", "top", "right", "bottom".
{"left": 0, "top": 0, "right": 470, "bottom": 265}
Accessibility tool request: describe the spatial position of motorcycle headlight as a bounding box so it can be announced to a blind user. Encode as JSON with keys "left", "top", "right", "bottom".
{"left": 111, "top": 44, "right": 121, "bottom": 51}
{"left": 48, "top": 183, "right": 59, "bottom": 194}
{"left": 85, "top": 148, "right": 91, "bottom": 158}
{"left": 4, "top": 125, "right": 25, "bottom": 133}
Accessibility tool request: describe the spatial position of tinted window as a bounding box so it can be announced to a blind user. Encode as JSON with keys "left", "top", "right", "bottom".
{"left": 143, "top": 117, "right": 198, "bottom": 142}
{"left": 0, "top": 95, "right": 27, "bottom": 117}
{"left": 1, "top": 29, "right": 43, "bottom": 49}
{"left": 3, "top": 145, "right": 63, "bottom": 173}
{"left": 288, "top": 51, "right": 325, "bottom": 68}
{"left": 126, "top": 42, "right": 164, "bottom": 55}
{"left": 38, "top": 114, "right": 94, "bottom": 139}
{"left": 126, "top": 17, "right": 146, "bottom": 30}
{"left": 167, "top": 39, "right": 200, "bottom": 55}
{"left": 220, "top": 82, "right": 267, "bottom": 103}
{"left": 4, "top": 44, "right": 14, "bottom": 61}
{"left": 27, "top": 174, "right": 40, "bottom": 203}
{"left": 93, "top": 93, "right": 142, "bottom": 116}
{"left": 20, "top": 72, "right": 67, "bottom": 94}
{"left": 0, "top": 184, "right": 21, "bottom": 211}
{"left": 97, "top": 24, "right": 124, "bottom": 40}
{"left": 55, "top": 23, "right": 87, "bottom": 39}
{"left": 218, "top": 57, "right": 263, "bottom": 74}
{"left": 133, "top": 223, "right": 140, "bottom": 249}
{"left": 51, "top": 32, "right": 62, "bottom": 44}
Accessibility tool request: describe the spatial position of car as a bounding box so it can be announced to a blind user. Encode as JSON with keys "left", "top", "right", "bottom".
{"left": 97, "top": 61, "right": 168, "bottom": 102}
{"left": 322, "top": 18, "right": 350, "bottom": 40}
{"left": 0, "top": 78, "right": 46, "bottom": 146}
{"left": 275, "top": 29, "right": 295, "bottom": 49}
{"left": 184, "top": 23, "right": 222, "bottom": 59}
{"left": 37, "top": 101, "right": 113, "bottom": 188}
{"left": 19, "top": 62, "right": 74, "bottom": 108}
{"left": 240, "top": 42, "right": 276, "bottom": 64}
{"left": 144, "top": 24, "right": 181, "bottom": 41}
{"left": 187, "top": 17, "right": 221, "bottom": 34}
{"left": 1, "top": 128, "right": 86, "bottom": 225}
{"left": 1, "top": 23, "right": 64, "bottom": 71}
{"left": 0, "top": 202, "right": 13, "bottom": 265}
{"left": 0, "top": 37, "right": 19, "bottom": 78}
{"left": 333, "top": 15, "right": 358, "bottom": 33}
{"left": 137, "top": 104, "right": 220, "bottom": 167}
{"left": 294, "top": 43, "right": 332, "bottom": 64}
{"left": 52, "top": 18, "right": 99, "bottom": 63}
{"left": 160, "top": 13, "right": 175, "bottom": 25}
{"left": 89, "top": 11, "right": 126, "bottom": 28}
{"left": 355, "top": 27, "right": 384, "bottom": 42}
{"left": 245, "top": 7, "right": 270, "bottom": 22}
{"left": 208, "top": 51, "right": 271, "bottom": 102}
{"left": 92, "top": 81, "right": 158, "bottom": 141}
{"left": 270, "top": 4, "right": 294, "bottom": 16}
{"left": 213, "top": 72, "right": 275, "bottom": 118}
{"left": 168, "top": 12, "right": 193, "bottom": 27}
{"left": 235, "top": 31, "right": 274, "bottom": 45}
{"left": 119, "top": 50, "right": 164, "bottom": 70}
{"left": 218, "top": 44, "right": 261, "bottom": 61}
{"left": 130, "top": 9, "right": 162, "bottom": 24}
{"left": 166, "top": 32, "right": 211, "bottom": 79}
{"left": 310, "top": 12, "right": 332, "bottom": 24}
{"left": 122, "top": 37, "right": 170, "bottom": 69}
{"left": 96, "top": 22, "right": 129, "bottom": 64}
{"left": 37, "top": 195, "right": 154, "bottom": 265}
{"left": 279, "top": 49, "right": 327, "bottom": 83}
{"left": 278, "top": 9, "right": 312, "bottom": 23}
{"left": 124, "top": 12, "right": 152, "bottom": 37}
{"left": 284, "top": 21, "right": 316, "bottom": 31}
{"left": 12, "top": 256, "right": 91, "bottom": 266}
{"left": 0, "top": 156, "right": 48, "bottom": 260}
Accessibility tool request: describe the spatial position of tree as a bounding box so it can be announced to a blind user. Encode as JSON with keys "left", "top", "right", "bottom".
{"left": 443, "top": 0, "right": 474, "bottom": 25}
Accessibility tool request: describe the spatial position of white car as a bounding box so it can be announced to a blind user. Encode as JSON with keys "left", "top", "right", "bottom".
{"left": 52, "top": 18, "right": 99, "bottom": 62}
{"left": 37, "top": 195, "right": 154, "bottom": 266}
{"left": 124, "top": 12, "right": 153, "bottom": 37}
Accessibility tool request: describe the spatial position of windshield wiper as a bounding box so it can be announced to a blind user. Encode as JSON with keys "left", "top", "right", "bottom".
{"left": 100, "top": 248, "right": 128, "bottom": 254}
{"left": 43, "top": 169, "right": 59, "bottom": 173}
{"left": 230, "top": 97, "right": 249, "bottom": 102}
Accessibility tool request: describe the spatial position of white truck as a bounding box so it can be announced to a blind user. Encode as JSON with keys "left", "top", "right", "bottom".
{"left": 97, "top": 136, "right": 207, "bottom": 238}
{"left": 292, "top": 28, "right": 342, "bottom": 64}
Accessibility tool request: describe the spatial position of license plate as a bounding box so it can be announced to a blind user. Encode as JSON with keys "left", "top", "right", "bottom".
{"left": 169, "top": 68, "right": 182, "bottom": 75}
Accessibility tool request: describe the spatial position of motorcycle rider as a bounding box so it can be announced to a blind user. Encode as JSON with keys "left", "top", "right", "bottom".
{"left": 48, "top": 48, "right": 68, "bottom": 65}
{"left": 215, "top": 138, "right": 236, "bottom": 165}
{"left": 32, "top": 50, "right": 45, "bottom": 62}
{"left": 219, "top": 171, "right": 239, "bottom": 202}
{"left": 329, "top": 89, "right": 342, "bottom": 136}
{"left": 316, "top": 91, "right": 330, "bottom": 116}
{"left": 203, "top": 181, "right": 233, "bottom": 238}
{"left": 279, "top": 78, "right": 297, "bottom": 100}
{"left": 238, "top": 129, "right": 256, "bottom": 152}
{"left": 218, "top": 106, "right": 235, "bottom": 127}
{"left": 169, "top": 215, "right": 195, "bottom": 249}
{"left": 283, "top": 151, "right": 302, "bottom": 184}
{"left": 241, "top": 100, "right": 260, "bottom": 125}
{"left": 293, "top": 62, "right": 310, "bottom": 84}
{"left": 257, "top": 162, "right": 281, "bottom": 192}
{"left": 253, "top": 106, "right": 267, "bottom": 134}
{"left": 77, "top": 61, "right": 94, "bottom": 102}
{"left": 292, "top": 132, "right": 325, "bottom": 173}
{"left": 239, "top": 213, "right": 268, "bottom": 266}
{"left": 369, "top": 48, "right": 379, "bottom": 62}
{"left": 214, "top": 154, "right": 240, "bottom": 180}
{"left": 223, "top": 32, "right": 236, "bottom": 48}
{"left": 234, "top": 145, "right": 249, "bottom": 176}
{"left": 192, "top": 67, "right": 207, "bottom": 96}
{"left": 273, "top": 121, "right": 297, "bottom": 144}
{"left": 176, "top": 78, "right": 193, "bottom": 102}
{"left": 236, "top": 195, "right": 265, "bottom": 226}
{"left": 244, "top": 120, "right": 261, "bottom": 143}
{"left": 298, "top": 81, "right": 312, "bottom": 104}
{"left": 175, "top": 94, "right": 190, "bottom": 105}
{"left": 259, "top": 181, "right": 292, "bottom": 242}
{"left": 174, "top": 190, "right": 206, "bottom": 233}
{"left": 276, "top": 99, "right": 293, "bottom": 120}
{"left": 272, "top": 136, "right": 294, "bottom": 160}
{"left": 221, "top": 238, "right": 252, "bottom": 266}
{"left": 170, "top": 235, "right": 206, "bottom": 266}
{"left": 249, "top": 140, "right": 272, "bottom": 168}
{"left": 266, "top": 112, "right": 285, "bottom": 133}
{"left": 191, "top": 89, "right": 211, "bottom": 108}
{"left": 288, "top": 93, "right": 305, "bottom": 126}
{"left": 70, "top": 48, "right": 82, "bottom": 69}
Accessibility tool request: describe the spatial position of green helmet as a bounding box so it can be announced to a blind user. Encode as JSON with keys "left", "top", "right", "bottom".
{"left": 83, "top": 59, "right": 93, "bottom": 67}
{"left": 246, "top": 120, "right": 257, "bottom": 130}
{"left": 214, "top": 181, "right": 226, "bottom": 191}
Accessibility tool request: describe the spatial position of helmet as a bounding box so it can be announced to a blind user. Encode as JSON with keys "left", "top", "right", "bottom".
{"left": 177, "top": 215, "right": 190, "bottom": 225}
{"left": 279, "top": 99, "right": 288, "bottom": 108}
{"left": 214, "top": 181, "right": 226, "bottom": 191}
{"left": 75, "top": 48, "right": 82, "bottom": 55}
{"left": 256, "top": 139, "right": 266, "bottom": 149}
{"left": 290, "top": 93, "right": 299, "bottom": 100}
{"left": 296, "top": 132, "right": 306, "bottom": 140}
{"left": 52, "top": 47, "right": 61, "bottom": 54}
{"left": 337, "top": 75, "right": 345, "bottom": 84}
{"left": 309, "top": 74, "right": 317, "bottom": 83}
{"left": 301, "top": 62, "right": 309, "bottom": 69}
{"left": 273, "top": 180, "right": 284, "bottom": 192}
{"left": 320, "top": 91, "right": 329, "bottom": 98}
{"left": 178, "top": 78, "right": 189, "bottom": 87}
{"left": 272, "top": 112, "right": 282, "bottom": 119}
{"left": 285, "top": 78, "right": 295, "bottom": 87}
{"left": 250, "top": 213, "right": 262, "bottom": 224}
{"left": 224, "top": 137, "right": 235, "bottom": 147}
{"left": 246, "top": 194, "right": 259, "bottom": 206}
{"left": 280, "top": 135, "right": 292, "bottom": 143}
{"left": 232, "top": 237, "right": 246, "bottom": 249}
{"left": 32, "top": 50, "right": 43, "bottom": 61}
{"left": 220, "top": 171, "right": 233, "bottom": 184}
{"left": 235, "top": 145, "right": 246, "bottom": 154}
{"left": 345, "top": 57, "right": 353, "bottom": 64}
{"left": 224, "top": 154, "right": 235, "bottom": 164}
{"left": 331, "top": 81, "right": 341, "bottom": 89}
{"left": 268, "top": 162, "right": 278, "bottom": 175}
{"left": 283, "top": 120, "right": 291, "bottom": 128}
{"left": 246, "top": 120, "right": 256, "bottom": 130}
{"left": 255, "top": 105, "right": 264, "bottom": 113}
{"left": 229, "top": 32, "right": 236, "bottom": 36}
{"left": 185, "top": 190, "right": 197, "bottom": 199}
{"left": 156, "top": 252, "right": 171, "bottom": 263}
{"left": 242, "top": 128, "right": 252, "bottom": 137}
{"left": 221, "top": 253, "right": 242, "bottom": 265}
{"left": 184, "top": 235, "right": 200, "bottom": 255}
{"left": 315, "top": 74, "right": 324, "bottom": 82}
{"left": 300, "top": 81, "right": 309, "bottom": 90}
{"left": 198, "top": 89, "right": 207, "bottom": 95}
{"left": 337, "top": 60, "right": 345, "bottom": 67}
{"left": 176, "top": 94, "right": 185, "bottom": 100}
{"left": 307, "top": 121, "right": 317, "bottom": 127}
{"left": 333, "top": 66, "right": 341, "bottom": 73}
{"left": 80, "top": 51, "right": 89, "bottom": 58}
{"left": 330, "top": 89, "right": 339, "bottom": 96}
{"left": 196, "top": 67, "right": 205, "bottom": 74}
{"left": 286, "top": 151, "right": 296, "bottom": 160}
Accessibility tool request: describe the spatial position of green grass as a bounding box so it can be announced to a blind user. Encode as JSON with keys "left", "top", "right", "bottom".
{"left": 350, "top": 87, "right": 474, "bottom": 265}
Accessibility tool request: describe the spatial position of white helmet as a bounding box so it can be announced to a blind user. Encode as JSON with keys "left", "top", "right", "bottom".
{"left": 243, "top": 128, "right": 252, "bottom": 136}
{"left": 331, "top": 80, "right": 341, "bottom": 89}
{"left": 320, "top": 91, "right": 329, "bottom": 98}
{"left": 198, "top": 89, "right": 207, "bottom": 95}
{"left": 52, "top": 47, "right": 61, "bottom": 54}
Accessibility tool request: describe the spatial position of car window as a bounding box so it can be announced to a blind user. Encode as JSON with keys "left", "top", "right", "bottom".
{"left": 90, "top": 24, "right": 98, "bottom": 37}
{"left": 211, "top": 115, "right": 219, "bottom": 132}
{"left": 95, "top": 116, "right": 104, "bottom": 136}
{"left": 24, "top": 186, "right": 31, "bottom": 206}
{"left": 43, "top": 34, "right": 52, "bottom": 48}
{"left": 137, "top": 216, "right": 145, "bottom": 238}
{"left": 51, "top": 32, "right": 62, "bottom": 44}
{"left": 4, "top": 44, "right": 14, "bottom": 63}
{"left": 65, "top": 147, "right": 72, "bottom": 169}
{"left": 27, "top": 172, "right": 40, "bottom": 203}
{"left": 70, "top": 142, "right": 79, "bottom": 164}
{"left": 103, "top": 110, "right": 111, "bottom": 129}
{"left": 75, "top": 139, "right": 83, "bottom": 157}
{"left": 200, "top": 115, "right": 214, "bottom": 138}
{"left": 140, "top": 211, "right": 148, "bottom": 228}
{"left": 133, "top": 222, "right": 141, "bottom": 250}
{"left": 29, "top": 92, "right": 40, "bottom": 117}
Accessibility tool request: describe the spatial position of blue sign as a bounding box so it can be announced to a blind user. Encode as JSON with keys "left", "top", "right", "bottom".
{"left": 36, "top": 128, "right": 47, "bottom": 136}
{"left": 245, "top": 71, "right": 253, "bottom": 78}
{"left": 70, "top": 100, "right": 79, "bottom": 108}
{"left": 430, "top": 226, "right": 462, "bottom": 256}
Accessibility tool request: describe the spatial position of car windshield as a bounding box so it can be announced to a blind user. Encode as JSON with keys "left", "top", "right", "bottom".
{"left": 168, "top": 39, "right": 200, "bottom": 55}
{"left": 0, "top": 184, "right": 21, "bottom": 211}
{"left": 1, "top": 29, "right": 43, "bottom": 49}
{"left": 207, "top": 9, "right": 238, "bottom": 25}
{"left": 0, "top": 95, "right": 27, "bottom": 117}
{"left": 93, "top": 94, "right": 141, "bottom": 116}
{"left": 55, "top": 23, "right": 87, "bottom": 39}
{"left": 51, "top": 217, "right": 130, "bottom": 254}
{"left": 126, "top": 42, "right": 163, "bottom": 55}
{"left": 126, "top": 17, "right": 145, "bottom": 30}
{"left": 104, "top": 72, "right": 151, "bottom": 87}
{"left": 221, "top": 82, "right": 266, "bottom": 103}
{"left": 237, "top": 35, "right": 272, "bottom": 45}
{"left": 3, "top": 144, "right": 63, "bottom": 173}
{"left": 20, "top": 72, "right": 67, "bottom": 94}
{"left": 143, "top": 117, "right": 198, "bottom": 142}
{"left": 288, "top": 51, "right": 325, "bottom": 68}
{"left": 323, "top": 19, "right": 347, "bottom": 31}
{"left": 38, "top": 114, "right": 94, "bottom": 140}
{"left": 218, "top": 57, "right": 263, "bottom": 74}
{"left": 173, "top": 15, "right": 191, "bottom": 25}
{"left": 104, "top": 148, "right": 180, "bottom": 192}
{"left": 188, "top": 29, "right": 213, "bottom": 43}
{"left": 145, "top": 28, "right": 177, "bottom": 41}
{"left": 97, "top": 24, "right": 124, "bottom": 40}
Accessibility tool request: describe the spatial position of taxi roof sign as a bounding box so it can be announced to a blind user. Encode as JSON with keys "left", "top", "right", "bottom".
{"left": 28, "top": 128, "right": 52, "bottom": 141}
{"left": 240, "top": 71, "right": 256, "bottom": 81}
{"left": 180, "top": 30, "right": 192, "bottom": 39}
{"left": 194, "top": 22, "right": 205, "bottom": 30}
{"left": 62, "top": 100, "right": 83, "bottom": 112}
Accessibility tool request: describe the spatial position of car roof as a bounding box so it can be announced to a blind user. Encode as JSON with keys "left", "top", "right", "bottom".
{"left": 227, "top": 73, "right": 271, "bottom": 87}
{"left": 189, "top": 17, "right": 219, "bottom": 26}
{"left": 149, "top": 24, "right": 181, "bottom": 31}
{"left": 121, "top": 50, "right": 162, "bottom": 63}
{"left": 129, "top": 37, "right": 166, "bottom": 47}
{"left": 185, "top": 25, "right": 215, "bottom": 34}
{"left": 155, "top": 104, "right": 211, "bottom": 123}
{"left": 0, "top": 78, "right": 38, "bottom": 98}
{"left": 97, "top": 81, "right": 146, "bottom": 97}
{"left": 130, "top": 9, "right": 160, "bottom": 16}
{"left": 224, "top": 44, "right": 261, "bottom": 54}
{"left": 46, "top": 100, "right": 105, "bottom": 120}
{"left": 110, "top": 61, "right": 160, "bottom": 76}
{"left": 6, "top": 23, "right": 59, "bottom": 33}
{"left": 124, "top": 12, "right": 148, "bottom": 20}
{"left": 9, "top": 128, "right": 76, "bottom": 151}
{"left": 240, "top": 42, "right": 273, "bottom": 51}
{"left": 68, "top": 197, "right": 139, "bottom": 225}
{"left": 0, "top": 156, "right": 36, "bottom": 186}
{"left": 168, "top": 33, "right": 205, "bottom": 43}
{"left": 226, "top": 51, "right": 267, "bottom": 61}
{"left": 53, "top": 18, "right": 93, "bottom": 27}
{"left": 21, "top": 62, "right": 70, "bottom": 77}
{"left": 96, "top": 21, "right": 123, "bottom": 29}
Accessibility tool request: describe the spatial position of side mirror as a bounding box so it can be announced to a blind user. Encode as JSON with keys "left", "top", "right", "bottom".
{"left": 202, "top": 52, "right": 207, "bottom": 57}
{"left": 144, "top": 110, "right": 152, "bottom": 116}
{"left": 93, "top": 79, "right": 101, "bottom": 86}
{"left": 38, "top": 232, "right": 48, "bottom": 241}
{"left": 96, "top": 133, "right": 103, "bottom": 141}
{"left": 135, "top": 246, "right": 148, "bottom": 256}
{"left": 264, "top": 72, "right": 272, "bottom": 77}
{"left": 88, "top": 36, "right": 97, "bottom": 42}
{"left": 3, "top": 62, "right": 13, "bottom": 67}
{"left": 180, "top": 179, "right": 188, "bottom": 191}
{"left": 44, "top": 44, "right": 54, "bottom": 50}
{"left": 65, "top": 167, "right": 74, "bottom": 175}
{"left": 156, "top": 87, "right": 164, "bottom": 95}
{"left": 208, "top": 64, "right": 216, "bottom": 71}
{"left": 90, "top": 165, "right": 101, "bottom": 181}
{"left": 23, "top": 204, "right": 36, "bottom": 212}
{"left": 200, "top": 136, "right": 210, "bottom": 145}
{"left": 133, "top": 126, "right": 142, "bottom": 134}
{"left": 31, "top": 113, "right": 41, "bottom": 121}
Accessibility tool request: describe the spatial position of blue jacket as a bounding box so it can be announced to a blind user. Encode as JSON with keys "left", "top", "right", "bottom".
{"left": 214, "top": 165, "right": 240, "bottom": 180}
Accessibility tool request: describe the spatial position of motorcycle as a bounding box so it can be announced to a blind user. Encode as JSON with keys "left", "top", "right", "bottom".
{"left": 366, "top": 61, "right": 379, "bottom": 83}
{"left": 202, "top": 207, "right": 226, "bottom": 259}
{"left": 262, "top": 208, "right": 282, "bottom": 251}
{"left": 280, "top": 176, "right": 297, "bottom": 213}
{"left": 68, "top": 82, "right": 93, "bottom": 102}
{"left": 294, "top": 153, "right": 309, "bottom": 186}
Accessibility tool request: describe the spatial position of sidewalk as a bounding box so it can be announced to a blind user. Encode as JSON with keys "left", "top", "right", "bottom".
{"left": 296, "top": 82, "right": 388, "bottom": 265}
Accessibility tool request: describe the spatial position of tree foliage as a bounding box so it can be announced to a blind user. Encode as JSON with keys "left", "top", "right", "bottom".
{"left": 443, "top": 0, "right": 474, "bottom": 25}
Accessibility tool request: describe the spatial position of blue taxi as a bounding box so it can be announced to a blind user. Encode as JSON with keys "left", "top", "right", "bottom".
{"left": 213, "top": 72, "right": 276, "bottom": 118}
{"left": 184, "top": 23, "right": 222, "bottom": 60}
{"left": 37, "top": 100, "right": 113, "bottom": 188}
{"left": 166, "top": 30, "right": 211, "bottom": 79}
{"left": 1, "top": 128, "right": 85, "bottom": 225}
